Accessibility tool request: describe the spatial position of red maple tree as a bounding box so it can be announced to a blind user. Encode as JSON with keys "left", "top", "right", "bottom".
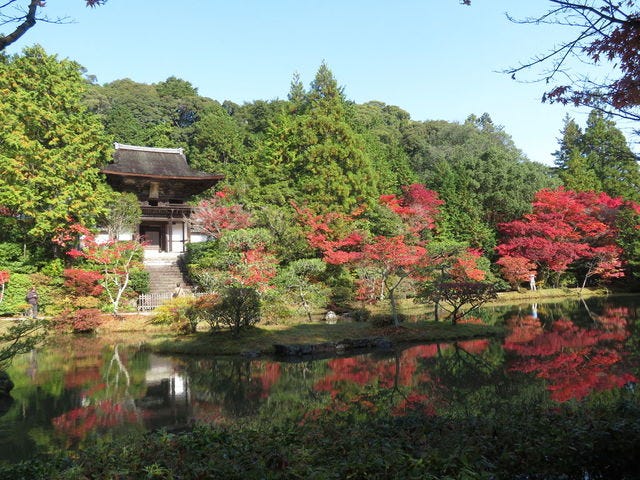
{"left": 191, "top": 190, "right": 253, "bottom": 238}
{"left": 496, "top": 256, "right": 537, "bottom": 290}
{"left": 296, "top": 184, "right": 443, "bottom": 325}
{"left": 59, "top": 224, "right": 144, "bottom": 314}
{"left": 228, "top": 245, "right": 278, "bottom": 292}
{"left": 496, "top": 188, "right": 633, "bottom": 288}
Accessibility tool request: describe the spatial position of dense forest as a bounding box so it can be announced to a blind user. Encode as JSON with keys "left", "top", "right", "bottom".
{"left": 1, "top": 45, "right": 640, "bottom": 325}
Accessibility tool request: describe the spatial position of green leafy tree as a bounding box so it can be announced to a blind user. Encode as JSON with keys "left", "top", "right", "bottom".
{"left": 275, "top": 258, "right": 329, "bottom": 322}
{"left": 554, "top": 111, "right": 639, "bottom": 199}
{"left": 91, "top": 79, "right": 167, "bottom": 145}
{"left": 209, "top": 286, "right": 261, "bottom": 336}
{"left": 101, "top": 192, "right": 142, "bottom": 240}
{"left": 407, "top": 114, "right": 558, "bottom": 251}
{"left": 616, "top": 204, "right": 640, "bottom": 282}
{"left": 561, "top": 148, "right": 602, "bottom": 193}
{"left": 554, "top": 116, "right": 583, "bottom": 172}
{"left": 188, "top": 106, "right": 246, "bottom": 178}
{"left": 0, "top": 46, "right": 113, "bottom": 244}
{"left": 353, "top": 101, "right": 418, "bottom": 194}
{"left": 580, "top": 110, "right": 640, "bottom": 202}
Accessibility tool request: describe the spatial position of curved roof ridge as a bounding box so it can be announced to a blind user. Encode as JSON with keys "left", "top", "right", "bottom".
{"left": 114, "top": 142, "right": 184, "bottom": 156}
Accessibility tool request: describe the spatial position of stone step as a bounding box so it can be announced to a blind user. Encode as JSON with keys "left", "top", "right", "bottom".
{"left": 143, "top": 254, "right": 190, "bottom": 295}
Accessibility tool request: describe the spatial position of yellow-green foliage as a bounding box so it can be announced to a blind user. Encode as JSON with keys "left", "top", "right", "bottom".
{"left": 151, "top": 296, "right": 197, "bottom": 334}
{"left": 74, "top": 296, "right": 101, "bottom": 309}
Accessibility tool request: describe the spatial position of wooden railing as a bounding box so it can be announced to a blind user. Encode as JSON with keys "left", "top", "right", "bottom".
{"left": 137, "top": 291, "right": 207, "bottom": 311}
{"left": 137, "top": 292, "right": 173, "bottom": 311}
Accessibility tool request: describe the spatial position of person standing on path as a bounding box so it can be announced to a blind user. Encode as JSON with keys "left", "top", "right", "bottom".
{"left": 25, "top": 286, "right": 38, "bottom": 318}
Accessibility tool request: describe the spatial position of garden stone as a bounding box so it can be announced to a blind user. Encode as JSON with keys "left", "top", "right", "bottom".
{"left": 325, "top": 311, "right": 338, "bottom": 324}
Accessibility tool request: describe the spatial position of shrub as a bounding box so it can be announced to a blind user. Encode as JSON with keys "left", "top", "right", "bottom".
{"left": 40, "top": 258, "right": 64, "bottom": 278}
{"left": 186, "top": 293, "right": 222, "bottom": 330}
{"left": 209, "top": 287, "right": 261, "bottom": 335}
{"left": 370, "top": 313, "right": 409, "bottom": 327}
{"left": 128, "top": 268, "right": 150, "bottom": 294}
{"left": 259, "top": 289, "right": 294, "bottom": 325}
{"left": 52, "top": 308, "right": 104, "bottom": 333}
{"left": 151, "top": 296, "right": 197, "bottom": 334}
{"left": 74, "top": 296, "right": 101, "bottom": 309}
{"left": 0, "top": 242, "right": 36, "bottom": 273}
{"left": 0, "top": 273, "right": 39, "bottom": 316}
{"left": 350, "top": 308, "right": 371, "bottom": 322}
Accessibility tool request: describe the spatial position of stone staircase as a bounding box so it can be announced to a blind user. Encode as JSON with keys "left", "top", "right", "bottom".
{"left": 143, "top": 251, "right": 189, "bottom": 295}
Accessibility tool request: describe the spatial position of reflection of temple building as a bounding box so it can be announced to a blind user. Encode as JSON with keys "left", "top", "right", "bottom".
{"left": 138, "top": 354, "right": 192, "bottom": 429}
{"left": 102, "top": 143, "right": 224, "bottom": 253}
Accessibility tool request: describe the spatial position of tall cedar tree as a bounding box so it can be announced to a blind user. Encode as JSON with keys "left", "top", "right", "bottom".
{"left": 252, "top": 63, "right": 379, "bottom": 214}
{"left": 0, "top": 46, "right": 113, "bottom": 243}
{"left": 580, "top": 110, "right": 640, "bottom": 202}
{"left": 554, "top": 115, "right": 602, "bottom": 193}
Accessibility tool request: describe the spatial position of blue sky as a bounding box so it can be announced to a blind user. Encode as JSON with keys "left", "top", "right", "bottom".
{"left": 4, "top": 1, "right": 615, "bottom": 166}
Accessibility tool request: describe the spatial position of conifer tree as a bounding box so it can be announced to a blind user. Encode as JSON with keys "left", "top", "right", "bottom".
{"left": 252, "top": 63, "right": 379, "bottom": 214}
{"left": 554, "top": 111, "right": 640, "bottom": 201}
{"left": 553, "top": 115, "right": 583, "bottom": 173}
{"left": 0, "top": 46, "right": 113, "bottom": 244}
{"left": 581, "top": 111, "right": 640, "bottom": 202}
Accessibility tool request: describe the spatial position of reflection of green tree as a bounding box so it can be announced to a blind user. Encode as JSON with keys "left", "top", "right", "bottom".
{"left": 0, "top": 338, "right": 151, "bottom": 461}
{"left": 253, "top": 361, "right": 334, "bottom": 422}
{"left": 186, "top": 358, "right": 271, "bottom": 418}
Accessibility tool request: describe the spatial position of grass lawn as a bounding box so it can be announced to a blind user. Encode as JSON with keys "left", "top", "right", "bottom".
{"left": 110, "top": 286, "right": 617, "bottom": 356}
{"left": 144, "top": 320, "right": 504, "bottom": 356}
{"left": 1, "top": 286, "right": 612, "bottom": 358}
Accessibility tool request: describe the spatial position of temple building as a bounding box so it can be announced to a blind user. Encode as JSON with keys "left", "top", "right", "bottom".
{"left": 101, "top": 143, "right": 224, "bottom": 253}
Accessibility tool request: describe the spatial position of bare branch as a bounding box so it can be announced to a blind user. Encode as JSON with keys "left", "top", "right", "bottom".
{"left": 503, "top": 1, "right": 640, "bottom": 122}
{"left": 0, "top": 0, "right": 38, "bottom": 51}
{"left": 0, "top": 0, "right": 107, "bottom": 51}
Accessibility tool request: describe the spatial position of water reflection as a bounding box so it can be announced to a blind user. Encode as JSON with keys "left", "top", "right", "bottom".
{"left": 0, "top": 296, "right": 638, "bottom": 462}
{"left": 504, "top": 303, "right": 637, "bottom": 402}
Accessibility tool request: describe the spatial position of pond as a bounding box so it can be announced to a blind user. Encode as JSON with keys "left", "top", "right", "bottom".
{"left": 0, "top": 295, "right": 638, "bottom": 463}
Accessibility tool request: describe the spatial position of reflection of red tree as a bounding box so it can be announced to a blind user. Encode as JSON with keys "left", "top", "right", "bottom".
{"left": 63, "top": 367, "right": 102, "bottom": 390}
{"left": 249, "top": 362, "right": 282, "bottom": 399}
{"left": 392, "top": 392, "right": 437, "bottom": 416}
{"left": 52, "top": 400, "right": 140, "bottom": 441}
{"left": 505, "top": 316, "right": 544, "bottom": 345}
{"left": 457, "top": 339, "right": 490, "bottom": 354}
{"left": 505, "top": 313, "right": 637, "bottom": 402}
{"left": 313, "top": 345, "right": 443, "bottom": 398}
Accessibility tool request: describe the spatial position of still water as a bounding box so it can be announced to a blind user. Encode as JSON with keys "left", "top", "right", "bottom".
{"left": 0, "top": 296, "right": 638, "bottom": 463}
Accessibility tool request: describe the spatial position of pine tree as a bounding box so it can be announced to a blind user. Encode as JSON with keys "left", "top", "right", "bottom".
{"left": 561, "top": 148, "right": 601, "bottom": 192}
